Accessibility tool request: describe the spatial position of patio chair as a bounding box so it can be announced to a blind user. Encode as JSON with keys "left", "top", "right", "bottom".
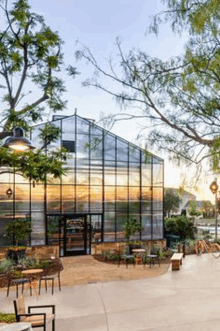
{"left": 38, "top": 264, "right": 62, "bottom": 296}
{"left": 7, "top": 273, "right": 31, "bottom": 298}
{"left": 146, "top": 246, "right": 161, "bottom": 267}
{"left": 13, "top": 295, "right": 55, "bottom": 331}
{"left": 118, "top": 246, "right": 135, "bottom": 268}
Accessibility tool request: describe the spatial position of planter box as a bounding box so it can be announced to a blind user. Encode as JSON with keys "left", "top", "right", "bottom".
{"left": 7, "top": 249, "right": 26, "bottom": 263}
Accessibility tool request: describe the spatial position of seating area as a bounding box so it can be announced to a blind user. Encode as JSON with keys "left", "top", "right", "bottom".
{"left": 13, "top": 296, "right": 55, "bottom": 331}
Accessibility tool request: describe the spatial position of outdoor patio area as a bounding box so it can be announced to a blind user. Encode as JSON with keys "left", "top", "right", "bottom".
{"left": 1, "top": 253, "right": 220, "bottom": 330}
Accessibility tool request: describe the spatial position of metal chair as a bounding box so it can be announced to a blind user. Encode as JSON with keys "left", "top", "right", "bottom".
{"left": 7, "top": 273, "right": 31, "bottom": 298}
{"left": 38, "top": 265, "right": 62, "bottom": 295}
{"left": 14, "top": 295, "right": 55, "bottom": 331}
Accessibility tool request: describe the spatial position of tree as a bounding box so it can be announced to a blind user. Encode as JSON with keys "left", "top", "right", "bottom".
{"left": 5, "top": 218, "right": 31, "bottom": 246}
{"left": 164, "top": 215, "right": 195, "bottom": 240}
{"left": 0, "top": 0, "right": 77, "bottom": 181}
{"left": 124, "top": 218, "right": 142, "bottom": 241}
{"left": 76, "top": 0, "right": 220, "bottom": 173}
{"left": 164, "top": 189, "right": 181, "bottom": 217}
{"left": 188, "top": 199, "right": 201, "bottom": 223}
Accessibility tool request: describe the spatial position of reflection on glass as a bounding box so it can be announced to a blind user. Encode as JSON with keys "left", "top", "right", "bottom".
{"left": 62, "top": 186, "right": 75, "bottom": 212}
{"left": 47, "top": 185, "right": 60, "bottom": 212}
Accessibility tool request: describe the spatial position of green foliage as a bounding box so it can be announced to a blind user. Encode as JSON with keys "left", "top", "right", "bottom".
{"left": 165, "top": 215, "right": 195, "bottom": 240}
{"left": 18, "top": 256, "right": 37, "bottom": 269}
{"left": 124, "top": 219, "right": 142, "bottom": 241}
{"left": 0, "top": 0, "right": 77, "bottom": 183}
{"left": 76, "top": 1, "right": 220, "bottom": 174}
{"left": 188, "top": 200, "right": 201, "bottom": 217}
{"left": 164, "top": 189, "right": 181, "bottom": 216}
{"left": 102, "top": 250, "right": 120, "bottom": 261}
{"left": 5, "top": 218, "right": 31, "bottom": 246}
{"left": 0, "top": 313, "right": 16, "bottom": 324}
{"left": 0, "top": 259, "right": 14, "bottom": 274}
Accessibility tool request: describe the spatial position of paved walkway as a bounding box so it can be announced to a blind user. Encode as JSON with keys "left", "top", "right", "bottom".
{"left": 1, "top": 254, "right": 220, "bottom": 330}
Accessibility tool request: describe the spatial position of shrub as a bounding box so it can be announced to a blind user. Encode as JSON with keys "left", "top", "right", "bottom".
{"left": 165, "top": 215, "right": 195, "bottom": 240}
{"left": 0, "top": 313, "right": 16, "bottom": 323}
{"left": 0, "top": 259, "right": 14, "bottom": 275}
{"left": 18, "top": 256, "right": 38, "bottom": 269}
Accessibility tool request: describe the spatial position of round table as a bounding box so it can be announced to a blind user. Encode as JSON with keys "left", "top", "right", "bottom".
{"left": 0, "top": 322, "right": 32, "bottom": 330}
{"left": 21, "top": 269, "right": 43, "bottom": 297}
{"left": 132, "top": 249, "right": 145, "bottom": 265}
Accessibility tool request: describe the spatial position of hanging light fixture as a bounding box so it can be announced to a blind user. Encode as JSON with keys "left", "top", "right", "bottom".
{"left": 1, "top": 127, "right": 35, "bottom": 151}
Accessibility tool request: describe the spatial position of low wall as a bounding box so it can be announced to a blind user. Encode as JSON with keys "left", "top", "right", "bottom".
{"left": 93, "top": 239, "right": 167, "bottom": 255}
{"left": 0, "top": 245, "right": 59, "bottom": 261}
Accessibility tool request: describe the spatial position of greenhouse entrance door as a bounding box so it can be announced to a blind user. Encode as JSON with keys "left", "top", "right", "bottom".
{"left": 64, "top": 215, "right": 87, "bottom": 256}
{"left": 46, "top": 214, "right": 103, "bottom": 257}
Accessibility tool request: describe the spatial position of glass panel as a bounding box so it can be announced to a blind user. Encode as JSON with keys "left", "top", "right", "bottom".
{"left": 90, "top": 123, "right": 103, "bottom": 136}
{"left": 47, "top": 185, "right": 60, "bottom": 212}
{"left": 91, "top": 215, "right": 102, "bottom": 243}
{"left": 104, "top": 161, "right": 115, "bottom": 185}
{"left": 153, "top": 187, "right": 163, "bottom": 211}
{"left": 76, "top": 134, "right": 89, "bottom": 159}
{"left": 65, "top": 217, "right": 85, "bottom": 253}
{"left": 129, "top": 145, "right": 140, "bottom": 163}
{"left": 76, "top": 168, "right": 89, "bottom": 185}
{"left": 90, "top": 135, "right": 103, "bottom": 160}
{"left": 76, "top": 185, "right": 89, "bottom": 212}
{"left": 62, "top": 116, "right": 75, "bottom": 138}
{"left": 152, "top": 213, "right": 163, "bottom": 239}
{"left": 31, "top": 212, "right": 45, "bottom": 245}
{"left": 15, "top": 184, "right": 30, "bottom": 214}
{"left": 117, "top": 186, "right": 128, "bottom": 213}
{"left": 104, "top": 134, "right": 115, "bottom": 160}
{"left": 117, "top": 138, "right": 128, "bottom": 162}
{"left": 129, "top": 163, "right": 140, "bottom": 186}
{"left": 77, "top": 117, "right": 89, "bottom": 135}
{"left": 62, "top": 170, "right": 75, "bottom": 184}
{"left": 62, "top": 185, "right": 75, "bottom": 212}
{"left": 142, "top": 163, "right": 151, "bottom": 186}
{"left": 31, "top": 184, "right": 44, "bottom": 211}
{"left": 0, "top": 167, "right": 12, "bottom": 183}
{"left": 129, "top": 215, "right": 140, "bottom": 241}
{"left": 104, "top": 212, "right": 115, "bottom": 242}
{"left": 90, "top": 186, "right": 103, "bottom": 212}
{"left": 104, "top": 186, "right": 116, "bottom": 211}
{"left": 117, "top": 162, "right": 128, "bottom": 186}
{"left": 141, "top": 214, "right": 151, "bottom": 240}
{"left": 142, "top": 187, "right": 152, "bottom": 212}
{"left": 15, "top": 173, "right": 29, "bottom": 184}
{"left": 116, "top": 213, "right": 127, "bottom": 241}
{"left": 0, "top": 215, "right": 13, "bottom": 246}
{"left": 91, "top": 164, "right": 103, "bottom": 185}
{"left": 141, "top": 150, "right": 152, "bottom": 164}
{"left": 129, "top": 187, "right": 141, "bottom": 213}
{"left": 153, "top": 163, "right": 163, "bottom": 186}
{"left": 47, "top": 215, "right": 60, "bottom": 246}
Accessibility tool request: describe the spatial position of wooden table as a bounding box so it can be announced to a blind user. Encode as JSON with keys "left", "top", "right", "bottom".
{"left": 132, "top": 249, "right": 145, "bottom": 266}
{"left": 22, "top": 269, "right": 43, "bottom": 297}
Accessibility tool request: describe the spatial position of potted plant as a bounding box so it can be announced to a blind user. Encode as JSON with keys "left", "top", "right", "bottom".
{"left": 124, "top": 219, "right": 142, "bottom": 254}
{"left": 5, "top": 218, "right": 32, "bottom": 263}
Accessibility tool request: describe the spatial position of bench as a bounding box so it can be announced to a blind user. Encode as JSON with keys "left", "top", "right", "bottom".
{"left": 170, "top": 253, "right": 184, "bottom": 270}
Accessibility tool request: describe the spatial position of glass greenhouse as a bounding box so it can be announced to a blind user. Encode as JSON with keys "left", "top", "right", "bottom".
{"left": 0, "top": 114, "right": 164, "bottom": 256}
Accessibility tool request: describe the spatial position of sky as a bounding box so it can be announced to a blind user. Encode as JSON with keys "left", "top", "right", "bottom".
{"left": 8, "top": 0, "right": 217, "bottom": 203}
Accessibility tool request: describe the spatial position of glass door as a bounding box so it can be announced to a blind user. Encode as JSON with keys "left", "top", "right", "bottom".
{"left": 64, "top": 216, "right": 87, "bottom": 255}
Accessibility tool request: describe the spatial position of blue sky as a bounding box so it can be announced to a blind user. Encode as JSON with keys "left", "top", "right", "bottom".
{"left": 24, "top": 1, "right": 215, "bottom": 201}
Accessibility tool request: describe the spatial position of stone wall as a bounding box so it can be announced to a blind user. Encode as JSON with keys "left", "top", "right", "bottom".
{"left": 93, "top": 239, "right": 167, "bottom": 255}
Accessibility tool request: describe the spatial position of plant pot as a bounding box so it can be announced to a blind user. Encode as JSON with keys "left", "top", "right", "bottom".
{"left": 7, "top": 248, "right": 26, "bottom": 263}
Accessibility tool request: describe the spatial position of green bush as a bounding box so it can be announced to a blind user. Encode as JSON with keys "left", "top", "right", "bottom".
{"left": 0, "top": 259, "right": 14, "bottom": 274}
{"left": 18, "top": 256, "right": 38, "bottom": 269}
{"left": 165, "top": 215, "right": 195, "bottom": 240}
{"left": 0, "top": 313, "right": 16, "bottom": 323}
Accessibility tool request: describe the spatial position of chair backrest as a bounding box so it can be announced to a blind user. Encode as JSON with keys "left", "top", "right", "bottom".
{"left": 14, "top": 295, "right": 25, "bottom": 319}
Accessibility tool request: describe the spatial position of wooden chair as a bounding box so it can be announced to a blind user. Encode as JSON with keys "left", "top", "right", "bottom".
{"left": 13, "top": 296, "right": 55, "bottom": 331}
